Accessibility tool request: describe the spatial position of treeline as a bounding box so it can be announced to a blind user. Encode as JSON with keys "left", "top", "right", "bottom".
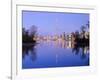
{"left": 22, "top": 25, "right": 37, "bottom": 43}
{"left": 60, "top": 21, "right": 89, "bottom": 46}
{"left": 72, "top": 21, "right": 89, "bottom": 46}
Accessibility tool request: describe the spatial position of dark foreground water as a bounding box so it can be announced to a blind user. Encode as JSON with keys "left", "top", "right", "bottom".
{"left": 22, "top": 40, "right": 89, "bottom": 69}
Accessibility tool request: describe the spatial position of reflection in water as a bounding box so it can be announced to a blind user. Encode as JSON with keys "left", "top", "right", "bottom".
{"left": 22, "top": 43, "right": 37, "bottom": 62}
{"left": 72, "top": 43, "right": 89, "bottom": 59}
{"left": 39, "top": 39, "right": 73, "bottom": 49}
{"left": 22, "top": 40, "right": 89, "bottom": 69}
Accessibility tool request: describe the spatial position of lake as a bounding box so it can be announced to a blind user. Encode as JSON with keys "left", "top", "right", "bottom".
{"left": 22, "top": 40, "right": 89, "bottom": 69}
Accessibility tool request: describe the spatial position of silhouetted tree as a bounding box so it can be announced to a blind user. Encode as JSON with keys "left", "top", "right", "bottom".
{"left": 29, "top": 25, "right": 37, "bottom": 37}
{"left": 22, "top": 25, "right": 37, "bottom": 43}
{"left": 74, "top": 31, "right": 80, "bottom": 42}
{"left": 86, "top": 21, "right": 89, "bottom": 28}
{"left": 81, "top": 25, "right": 86, "bottom": 33}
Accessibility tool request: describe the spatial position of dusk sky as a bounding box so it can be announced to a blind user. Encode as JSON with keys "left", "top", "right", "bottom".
{"left": 22, "top": 11, "right": 89, "bottom": 36}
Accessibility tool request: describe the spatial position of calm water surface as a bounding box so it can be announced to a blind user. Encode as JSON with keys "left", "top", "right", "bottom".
{"left": 22, "top": 40, "right": 89, "bottom": 69}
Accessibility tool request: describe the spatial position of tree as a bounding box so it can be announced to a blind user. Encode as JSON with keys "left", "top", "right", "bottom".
{"left": 86, "top": 21, "right": 89, "bottom": 28}
{"left": 22, "top": 27, "right": 25, "bottom": 34}
{"left": 81, "top": 25, "right": 86, "bottom": 33}
{"left": 22, "top": 25, "right": 38, "bottom": 43}
{"left": 22, "top": 27, "right": 29, "bottom": 43}
{"left": 29, "top": 25, "right": 37, "bottom": 37}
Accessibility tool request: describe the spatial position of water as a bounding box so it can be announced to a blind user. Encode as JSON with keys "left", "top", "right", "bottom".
{"left": 22, "top": 40, "right": 89, "bottom": 69}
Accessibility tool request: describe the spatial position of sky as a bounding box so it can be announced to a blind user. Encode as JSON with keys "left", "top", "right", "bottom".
{"left": 22, "top": 10, "right": 89, "bottom": 36}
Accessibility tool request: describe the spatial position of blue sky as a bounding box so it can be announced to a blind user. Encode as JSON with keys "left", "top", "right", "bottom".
{"left": 22, "top": 11, "right": 89, "bottom": 36}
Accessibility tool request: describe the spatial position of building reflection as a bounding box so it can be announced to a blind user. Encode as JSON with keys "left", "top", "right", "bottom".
{"left": 37, "top": 39, "right": 73, "bottom": 49}
{"left": 38, "top": 39, "right": 89, "bottom": 59}
{"left": 22, "top": 39, "right": 89, "bottom": 63}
